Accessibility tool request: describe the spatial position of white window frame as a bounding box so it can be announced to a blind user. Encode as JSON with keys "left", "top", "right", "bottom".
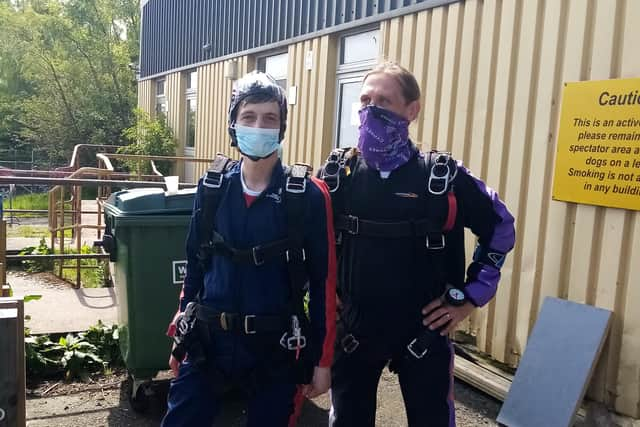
{"left": 155, "top": 78, "right": 167, "bottom": 121}
{"left": 333, "top": 27, "right": 380, "bottom": 149}
{"left": 184, "top": 70, "right": 197, "bottom": 152}
{"left": 256, "top": 50, "right": 289, "bottom": 90}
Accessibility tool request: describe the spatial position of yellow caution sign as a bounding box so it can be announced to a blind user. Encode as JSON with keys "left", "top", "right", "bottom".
{"left": 552, "top": 78, "right": 640, "bottom": 211}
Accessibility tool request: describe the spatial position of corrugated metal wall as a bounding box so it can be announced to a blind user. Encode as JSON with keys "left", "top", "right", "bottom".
{"left": 193, "top": 57, "right": 254, "bottom": 179}
{"left": 281, "top": 35, "right": 338, "bottom": 170}
{"left": 139, "top": 0, "right": 460, "bottom": 78}
{"left": 137, "top": 0, "right": 640, "bottom": 417}
{"left": 137, "top": 80, "right": 154, "bottom": 116}
{"left": 379, "top": 0, "right": 640, "bottom": 417}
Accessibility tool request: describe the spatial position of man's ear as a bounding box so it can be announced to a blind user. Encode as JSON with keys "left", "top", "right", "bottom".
{"left": 406, "top": 100, "right": 421, "bottom": 122}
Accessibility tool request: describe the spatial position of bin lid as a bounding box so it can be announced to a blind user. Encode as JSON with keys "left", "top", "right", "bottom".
{"left": 104, "top": 187, "right": 196, "bottom": 216}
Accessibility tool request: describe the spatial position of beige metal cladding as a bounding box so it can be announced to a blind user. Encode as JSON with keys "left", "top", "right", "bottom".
{"left": 192, "top": 57, "right": 255, "bottom": 178}
{"left": 281, "top": 35, "right": 338, "bottom": 170}
{"left": 378, "top": 0, "right": 640, "bottom": 417}
{"left": 137, "top": 79, "right": 154, "bottom": 116}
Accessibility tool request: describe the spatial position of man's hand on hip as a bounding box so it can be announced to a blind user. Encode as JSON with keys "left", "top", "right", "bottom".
{"left": 422, "top": 298, "right": 475, "bottom": 336}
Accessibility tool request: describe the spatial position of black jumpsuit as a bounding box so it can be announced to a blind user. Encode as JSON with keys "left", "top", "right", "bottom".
{"left": 326, "top": 149, "right": 515, "bottom": 427}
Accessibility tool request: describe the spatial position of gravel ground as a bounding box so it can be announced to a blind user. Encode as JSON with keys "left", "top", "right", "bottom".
{"left": 26, "top": 369, "right": 500, "bottom": 426}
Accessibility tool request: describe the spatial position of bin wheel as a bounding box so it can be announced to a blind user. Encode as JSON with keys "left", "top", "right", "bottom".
{"left": 128, "top": 376, "right": 151, "bottom": 413}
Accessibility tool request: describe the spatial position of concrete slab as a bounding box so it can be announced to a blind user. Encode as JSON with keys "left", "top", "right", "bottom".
{"left": 7, "top": 271, "right": 118, "bottom": 334}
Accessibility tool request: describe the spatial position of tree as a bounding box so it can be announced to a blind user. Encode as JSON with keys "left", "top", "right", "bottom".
{"left": 0, "top": 0, "right": 139, "bottom": 167}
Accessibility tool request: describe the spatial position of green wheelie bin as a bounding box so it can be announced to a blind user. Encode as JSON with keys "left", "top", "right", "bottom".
{"left": 98, "top": 187, "right": 195, "bottom": 411}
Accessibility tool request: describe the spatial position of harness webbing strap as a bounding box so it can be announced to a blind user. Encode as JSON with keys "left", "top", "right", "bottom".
{"left": 443, "top": 190, "right": 457, "bottom": 232}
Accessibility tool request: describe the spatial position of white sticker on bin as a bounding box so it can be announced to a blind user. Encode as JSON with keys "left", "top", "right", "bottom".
{"left": 172, "top": 260, "right": 188, "bottom": 285}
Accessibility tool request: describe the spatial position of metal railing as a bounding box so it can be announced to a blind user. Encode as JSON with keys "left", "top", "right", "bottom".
{"left": 0, "top": 146, "right": 209, "bottom": 290}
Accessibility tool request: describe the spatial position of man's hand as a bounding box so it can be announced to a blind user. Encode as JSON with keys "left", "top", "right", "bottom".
{"left": 169, "top": 343, "right": 180, "bottom": 377}
{"left": 301, "top": 366, "right": 331, "bottom": 399}
{"left": 422, "top": 298, "right": 475, "bottom": 336}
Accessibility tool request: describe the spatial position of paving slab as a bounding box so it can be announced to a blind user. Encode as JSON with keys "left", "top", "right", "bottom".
{"left": 7, "top": 271, "right": 118, "bottom": 334}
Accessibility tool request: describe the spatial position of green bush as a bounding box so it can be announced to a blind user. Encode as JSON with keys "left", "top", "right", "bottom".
{"left": 118, "top": 108, "right": 177, "bottom": 176}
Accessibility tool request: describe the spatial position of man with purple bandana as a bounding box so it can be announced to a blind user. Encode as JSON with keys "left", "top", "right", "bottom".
{"left": 320, "top": 62, "right": 516, "bottom": 426}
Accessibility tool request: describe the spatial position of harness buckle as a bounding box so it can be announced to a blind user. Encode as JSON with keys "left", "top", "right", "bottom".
{"left": 286, "top": 164, "right": 309, "bottom": 194}
{"left": 321, "top": 158, "right": 341, "bottom": 193}
{"left": 280, "top": 332, "right": 308, "bottom": 350}
{"left": 347, "top": 215, "right": 359, "bottom": 235}
{"left": 341, "top": 334, "right": 360, "bottom": 354}
{"left": 203, "top": 153, "right": 231, "bottom": 188}
{"left": 252, "top": 246, "right": 265, "bottom": 266}
{"left": 426, "top": 233, "right": 445, "bottom": 250}
{"left": 244, "top": 315, "right": 257, "bottom": 335}
{"left": 203, "top": 171, "right": 223, "bottom": 189}
{"left": 407, "top": 338, "right": 428, "bottom": 359}
{"left": 285, "top": 248, "right": 306, "bottom": 263}
{"left": 428, "top": 152, "right": 453, "bottom": 195}
{"left": 220, "top": 312, "right": 229, "bottom": 331}
{"left": 285, "top": 176, "right": 306, "bottom": 193}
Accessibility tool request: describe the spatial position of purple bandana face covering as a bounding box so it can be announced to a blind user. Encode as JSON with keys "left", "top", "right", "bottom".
{"left": 357, "top": 105, "right": 416, "bottom": 173}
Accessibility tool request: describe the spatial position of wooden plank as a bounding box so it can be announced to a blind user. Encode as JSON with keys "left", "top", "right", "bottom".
{"left": 0, "top": 298, "right": 25, "bottom": 427}
{"left": 497, "top": 297, "right": 611, "bottom": 427}
{"left": 454, "top": 355, "right": 510, "bottom": 402}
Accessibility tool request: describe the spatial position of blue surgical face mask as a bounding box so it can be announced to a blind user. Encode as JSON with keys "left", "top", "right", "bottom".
{"left": 234, "top": 124, "right": 281, "bottom": 159}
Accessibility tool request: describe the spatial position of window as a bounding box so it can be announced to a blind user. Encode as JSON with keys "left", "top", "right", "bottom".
{"left": 184, "top": 70, "right": 197, "bottom": 149}
{"left": 185, "top": 98, "right": 196, "bottom": 148}
{"left": 340, "top": 30, "right": 380, "bottom": 66}
{"left": 257, "top": 52, "right": 288, "bottom": 89}
{"left": 335, "top": 29, "right": 380, "bottom": 148}
{"left": 155, "top": 78, "right": 167, "bottom": 121}
{"left": 186, "top": 70, "right": 197, "bottom": 91}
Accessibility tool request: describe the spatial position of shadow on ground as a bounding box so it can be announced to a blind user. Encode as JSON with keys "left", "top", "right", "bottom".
{"left": 105, "top": 377, "right": 329, "bottom": 427}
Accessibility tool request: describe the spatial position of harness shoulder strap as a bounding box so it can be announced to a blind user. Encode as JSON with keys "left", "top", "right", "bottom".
{"left": 197, "top": 153, "right": 237, "bottom": 267}
{"left": 283, "top": 163, "right": 312, "bottom": 320}
{"left": 319, "top": 147, "right": 358, "bottom": 193}
{"left": 422, "top": 150, "right": 458, "bottom": 238}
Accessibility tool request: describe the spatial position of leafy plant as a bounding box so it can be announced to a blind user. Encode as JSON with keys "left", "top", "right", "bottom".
{"left": 19, "top": 238, "right": 53, "bottom": 272}
{"left": 58, "top": 333, "right": 105, "bottom": 381}
{"left": 118, "top": 108, "right": 177, "bottom": 176}
{"left": 81, "top": 320, "right": 122, "bottom": 366}
{"left": 25, "top": 321, "right": 123, "bottom": 381}
{"left": 25, "top": 334, "right": 66, "bottom": 378}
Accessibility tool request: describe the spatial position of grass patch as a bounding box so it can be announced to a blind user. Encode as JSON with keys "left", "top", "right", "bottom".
{"left": 3, "top": 193, "right": 48, "bottom": 214}
{"left": 19, "top": 240, "right": 107, "bottom": 288}
{"left": 6, "top": 225, "right": 72, "bottom": 239}
{"left": 2, "top": 193, "right": 72, "bottom": 218}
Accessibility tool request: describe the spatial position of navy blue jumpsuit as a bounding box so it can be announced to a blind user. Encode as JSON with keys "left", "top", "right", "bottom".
{"left": 162, "top": 160, "right": 337, "bottom": 427}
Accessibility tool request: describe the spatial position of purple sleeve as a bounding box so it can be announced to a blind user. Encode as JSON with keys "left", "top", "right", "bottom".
{"left": 455, "top": 163, "right": 515, "bottom": 307}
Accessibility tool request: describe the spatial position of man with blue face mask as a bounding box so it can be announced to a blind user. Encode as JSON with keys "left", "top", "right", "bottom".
{"left": 320, "top": 62, "right": 516, "bottom": 426}
{"left": 162, "top": 72, "right": 336, "bottom": 426}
